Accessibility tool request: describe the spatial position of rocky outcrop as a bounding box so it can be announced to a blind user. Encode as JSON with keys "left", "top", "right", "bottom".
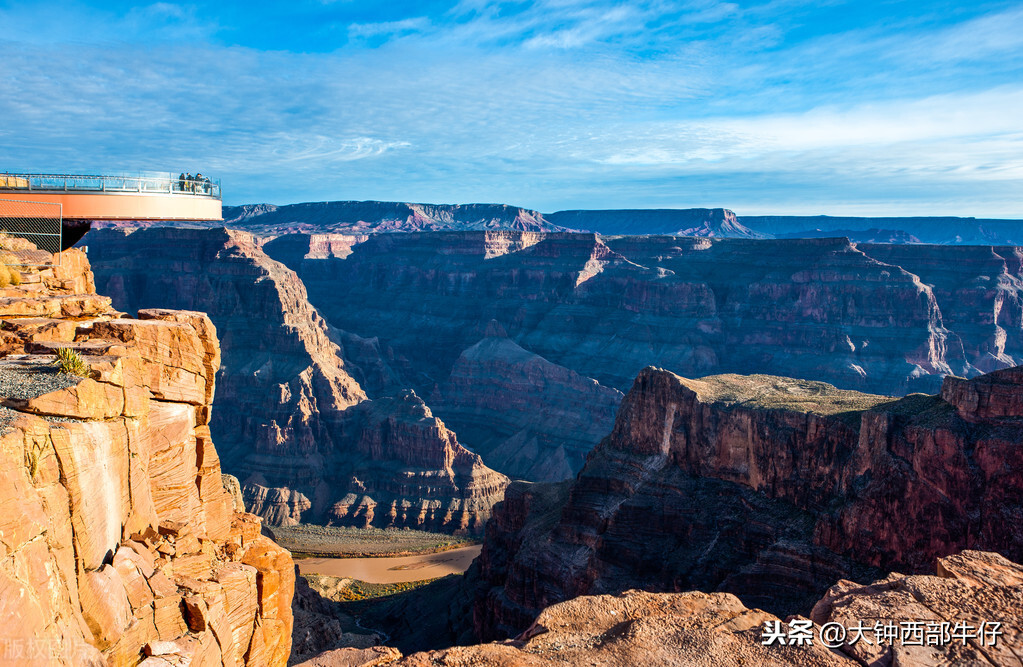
{"left": 260, "top": 233, "right": 369, "bottom": 274}
{"left": 472, "top": 365, "right": 1023, "bottom": 639}
{"left": 294, "top": 646, "right": 402, "bottom": 667}
{"left": 0, "top": 244, "right": 294, "bottom": 665}
{"left": 86, "top": 228, "right": 508, "bottom": 530}
{"left": 399, "top": 550, "right": 1022, "bottom": 666}
{"left": 316, "top": 390, "right": 509, "bottom": 533}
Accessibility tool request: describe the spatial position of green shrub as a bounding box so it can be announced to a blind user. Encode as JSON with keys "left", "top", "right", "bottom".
{"left": 53, "top": 346, "right": 91, "bottom": 377}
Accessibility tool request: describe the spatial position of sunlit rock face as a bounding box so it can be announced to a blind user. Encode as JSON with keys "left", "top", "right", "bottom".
{"left": 0, "top": 245, "right": 294, "bottom": 665}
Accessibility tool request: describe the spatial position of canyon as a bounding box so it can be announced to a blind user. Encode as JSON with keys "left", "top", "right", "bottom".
{"left": 87, "top": 228, "right": 1023, "bottom": 493}
{"left": 85, "top": 228, "right": 508, "bottom": 530}
{"left": 469, "top": 365, "right": 1023, "bottom": 641}
{"left": 285, "top": 231, "right": 1023, "bottom": 397}
{"left": 1, "top": 227, "right": 1021, "bottom": 665}
{"left": 0, "top": 240, "right": 294, "bottom": 665}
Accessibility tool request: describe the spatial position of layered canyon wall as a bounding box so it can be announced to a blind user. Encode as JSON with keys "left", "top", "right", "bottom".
{"left": 86, "top": 228, "right": 507, "bottom": 529}
{"left": 470, "top": 365, "right": 1023, "bottom": 640}
{"left": 284, "top": 232, "right": 1023, "bottom": 483}
{"left": 0, "top": 243, "right": 294, "bottom": 665}
{"left": 88, "top": 229, "right": 1023, "bottom": 488}
{"left": 292, "top": 232, "right": 998, "bottom": 396}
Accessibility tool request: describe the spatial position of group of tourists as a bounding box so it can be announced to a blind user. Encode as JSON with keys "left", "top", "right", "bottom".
{"left": 178, "top": 172, "right": 212, "bottom": 194}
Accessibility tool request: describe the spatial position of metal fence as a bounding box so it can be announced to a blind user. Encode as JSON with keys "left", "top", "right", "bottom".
{"left": 0, "top": 171, "right": 221, "bottom": 199}
{"left": 0, "top": 198, "right": 62, "bottom": 265}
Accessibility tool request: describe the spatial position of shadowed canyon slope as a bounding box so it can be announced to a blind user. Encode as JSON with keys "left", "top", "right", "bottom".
{"left": 0, "top": 245, "right": 294, "bottom": 665}
{"left": 470, "top": 366, "right": 1023, "bottom": 641}
{"left": 86, "top": 228, "right": 508, "bottom": 530}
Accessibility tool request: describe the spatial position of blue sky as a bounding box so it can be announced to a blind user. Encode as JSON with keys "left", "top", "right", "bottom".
{"left": 1, "top": 1, "right": 1021, "bottom": 216}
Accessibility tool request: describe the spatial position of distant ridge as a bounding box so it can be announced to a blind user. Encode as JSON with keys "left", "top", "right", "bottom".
{"left": 739, "top": 214, "right": 1023, "bottom": 245}
{"left": 92, "top": 198, "right": 1023, "bottom": 245}
{"left": 221, "top": 200, "right": 573, "bottom": 234}
{"left": 546, "top": 207, "right": 766, "bottom": 238}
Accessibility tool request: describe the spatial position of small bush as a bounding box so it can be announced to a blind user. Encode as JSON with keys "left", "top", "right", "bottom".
{"left": 53, "top": 347, "right": 91, "bottom": 377}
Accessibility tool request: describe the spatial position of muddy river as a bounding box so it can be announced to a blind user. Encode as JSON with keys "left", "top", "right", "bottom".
{"left": 295, "top": 545, "right": 482, "bottom": 583}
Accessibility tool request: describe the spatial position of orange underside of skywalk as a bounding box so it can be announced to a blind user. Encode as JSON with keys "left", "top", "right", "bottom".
{"left": 0, "top": 191, "right": 222, "bottom": 221}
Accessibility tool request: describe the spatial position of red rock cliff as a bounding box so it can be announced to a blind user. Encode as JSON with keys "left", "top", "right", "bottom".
{"left": 472, "top": 365, "right": 1023, "bottom": 640}
{"left": 0, "top": 243, "right": 294, "bottom": 665}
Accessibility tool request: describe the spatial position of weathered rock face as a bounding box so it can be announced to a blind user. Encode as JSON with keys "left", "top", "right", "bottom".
{"left": 472, "top": 366, "right": 1023, "bottom": 640}
{"left": 400, "top": 550, "right": 1022, "bottom": 666}
{"left": 313, "top": 390, "right": 509, "bottom": 533}
{"left": 259, "top": 233, "right": 369, "bottom": 276}
{"left": 0, "top": 244, "right": 294, "bottom": 665}
{"left": 86, "top": 228, "right": 508, "bottom": 530}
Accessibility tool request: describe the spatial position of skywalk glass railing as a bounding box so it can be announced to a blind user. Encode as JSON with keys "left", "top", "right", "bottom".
{"left": 0, "top": 171, "right": 222, "bottom": 199}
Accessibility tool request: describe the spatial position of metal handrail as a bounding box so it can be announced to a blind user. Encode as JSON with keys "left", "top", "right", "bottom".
{"left": 0, "top": 171, "right": 222, "bottom": 199}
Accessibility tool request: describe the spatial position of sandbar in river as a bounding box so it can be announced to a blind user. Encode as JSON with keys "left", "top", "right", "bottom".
{"left": 296, "top": 545, "right": 482, "bottom": 583}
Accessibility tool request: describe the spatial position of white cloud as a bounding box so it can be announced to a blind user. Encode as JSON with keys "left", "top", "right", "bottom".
{"left": 598, "top": 87, "right": 1023, "bottom": 172}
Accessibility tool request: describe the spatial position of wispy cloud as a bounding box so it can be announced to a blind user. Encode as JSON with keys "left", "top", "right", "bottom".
{"left": 348, "top": 17, "right": 430, "bottom": 40}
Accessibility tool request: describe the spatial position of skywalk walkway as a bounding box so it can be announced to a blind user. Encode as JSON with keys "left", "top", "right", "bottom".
{"left": 0, "top": 172, "right": 223, "bottom": 222}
